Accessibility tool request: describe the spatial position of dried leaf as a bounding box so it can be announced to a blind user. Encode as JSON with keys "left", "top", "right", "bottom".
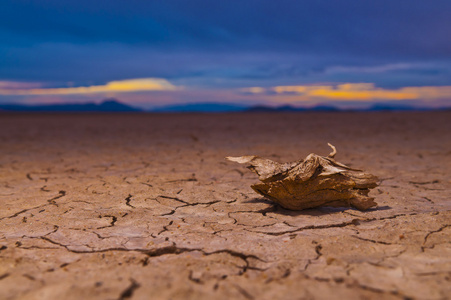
{"left": 226, "top": 144, "right": 379, "bottom": 211}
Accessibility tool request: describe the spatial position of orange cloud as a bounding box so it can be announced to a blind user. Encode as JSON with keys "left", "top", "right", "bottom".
{"left": 244, "top": 83, "right": 451, "bottom": 101}
{"left": 0, "top": 78, "right": 177, "bottom": 95}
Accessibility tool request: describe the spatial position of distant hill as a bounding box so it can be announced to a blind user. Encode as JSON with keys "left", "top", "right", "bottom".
{"left": 1, "top": 100, "right": 449, "bottom": 113}
{"left": 246, "top": 104, "right": 339, "bottom": 112}
{"left": 366, "top": 103, "right": 422, "bottom": 111}
{"left": 152, "top": 103, "right": 342, "bottom": 112}
{"left": 248, "top": 103, "right": 450, "bottom": 112}
{"left": 0, "top": 99, "right": 142, "bottom": 112}
{"left": 152, "top": 102, "right": 246, "bottom": 112}
{"left": 153, "top": 102, "right": 449, "bottom": 113}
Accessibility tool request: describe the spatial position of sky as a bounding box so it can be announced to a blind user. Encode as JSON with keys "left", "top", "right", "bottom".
{"left": 1, "top": 0, "right": 451, "bottom": 109}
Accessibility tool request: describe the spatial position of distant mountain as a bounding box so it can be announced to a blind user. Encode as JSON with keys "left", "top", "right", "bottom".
{"left": 1, "top": 100, "right": 449, "bottom": 113}
{"left": 366, "top": 103, "right": 425, "bottom": 111}
{"left": 152, "top": 102, "right": 451, "bottom": 113}
{"left": 152, "top": 103, "right": 343, "bottom": 112}
{"left": 248, "top": 103, "right": 450, "bottom": 112}
{"left": 0, "top": 99, "right": 142, "bottom": 112}
{"left": 152, "top": 102, "right": 246, "bottom": 112}
{"left": 246, "top": 105, "right": 296, "bottom": 112}
{"left": 246, "top": 104, "right": 340, "bottom": 112}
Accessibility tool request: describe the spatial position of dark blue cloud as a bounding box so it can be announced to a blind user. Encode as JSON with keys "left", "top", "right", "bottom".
{"left": 1, "top": 0, "right": 451, "bottom": 91}
{"left": 2, "top": 0, "right": 451, "bottom": 54}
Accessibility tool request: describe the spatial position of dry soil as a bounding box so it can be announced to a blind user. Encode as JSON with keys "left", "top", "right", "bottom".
{"left": 1, "top": 112, "right": 450, "bottom": 299}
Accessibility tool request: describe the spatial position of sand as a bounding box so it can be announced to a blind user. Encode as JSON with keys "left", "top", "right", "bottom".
{"left": 1, "top": 111, "right": 450, "bottom": 299}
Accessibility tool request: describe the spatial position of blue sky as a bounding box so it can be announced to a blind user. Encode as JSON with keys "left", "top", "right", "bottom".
{"left": 1, "top": 0, "right": 451, "bottom": 108}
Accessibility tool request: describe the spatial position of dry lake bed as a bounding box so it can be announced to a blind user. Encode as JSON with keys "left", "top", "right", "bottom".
{"left": 1, "top": 111, "right": 450, "bottom": 299}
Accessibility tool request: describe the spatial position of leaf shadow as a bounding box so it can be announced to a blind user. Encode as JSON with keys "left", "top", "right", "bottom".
{"left": 244, "top": 197, "right": 392, "bottom": 217}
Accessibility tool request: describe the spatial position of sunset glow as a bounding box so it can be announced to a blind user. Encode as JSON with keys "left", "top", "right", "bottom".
{"left": 244, "top": 83, "right": 451, "bottom": 102}
{"left": 0, "top": 78, "right": 177, "bottom": 95}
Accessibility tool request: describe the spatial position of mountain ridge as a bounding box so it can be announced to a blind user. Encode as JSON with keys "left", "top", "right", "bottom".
{"left": 0, "top": 99, "right": 142, "bottom": 112}
{"left": 1, "top": 100, "right": 449, "bottom": 112}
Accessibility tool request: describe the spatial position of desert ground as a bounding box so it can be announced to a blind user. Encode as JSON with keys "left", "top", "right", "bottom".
{"left": 0, "top": 111, "right": 450, "bottom": 300}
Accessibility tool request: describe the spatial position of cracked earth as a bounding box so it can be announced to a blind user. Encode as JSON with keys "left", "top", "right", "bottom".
{"left": 1, "top": 112, "right": 450, "bottom": 300}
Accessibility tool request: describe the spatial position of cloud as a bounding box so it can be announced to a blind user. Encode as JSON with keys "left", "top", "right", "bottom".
{"left": 1, "top": 0, "right": 451, "bottom": 108}
{"left": 324, "top": 63, "right": 416, "bottom": 74}
{"left": 0, "top": 78, "right": 177, "bottom": 95}
{"left": 0, "top": 81, "right": 43, "bottom": 89}
{"left": 3, "top": 1, "right": 451, "bottom": 57}
{"left": 242, "top": 83, "right": 451, "bottom": 101}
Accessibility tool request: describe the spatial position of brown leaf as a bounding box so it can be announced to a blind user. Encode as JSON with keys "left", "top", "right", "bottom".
{"left": 227, "top": 144, "right": 379, "bottom": 211}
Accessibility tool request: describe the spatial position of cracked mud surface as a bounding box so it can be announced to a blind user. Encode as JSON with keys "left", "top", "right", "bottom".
{"left": 1, "top": 112, "right": 450, "bottom": 300}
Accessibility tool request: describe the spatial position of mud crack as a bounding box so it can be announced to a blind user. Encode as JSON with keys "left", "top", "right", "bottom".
{"left": 254, "top": 212, "right": 424, "bottom": 236}
{"left": 35, "top": 237, "right": 264, "bottom": 274}
{"left": 421, "top": 224, "right": 451, "bottom": 251}
{"left": 118, "top": 278, "right": 140, "bottom": 300}
{"left": 125, "top": 194, "right": 135, "bottom": 208}
{"left": 47, "top": 190, "right": 66, "bottom": 206}
{"left": 97, "top": 215, "right": 118, "bottom": 229}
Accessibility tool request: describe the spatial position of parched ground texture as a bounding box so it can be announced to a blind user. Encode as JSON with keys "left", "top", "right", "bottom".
{"left": 0, "top": 111, "right": 450, "bottom": 300}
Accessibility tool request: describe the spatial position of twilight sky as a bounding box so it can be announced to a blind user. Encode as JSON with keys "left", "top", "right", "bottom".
{"left": 1, "top": 0, "right": 451, "bottom": 108}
